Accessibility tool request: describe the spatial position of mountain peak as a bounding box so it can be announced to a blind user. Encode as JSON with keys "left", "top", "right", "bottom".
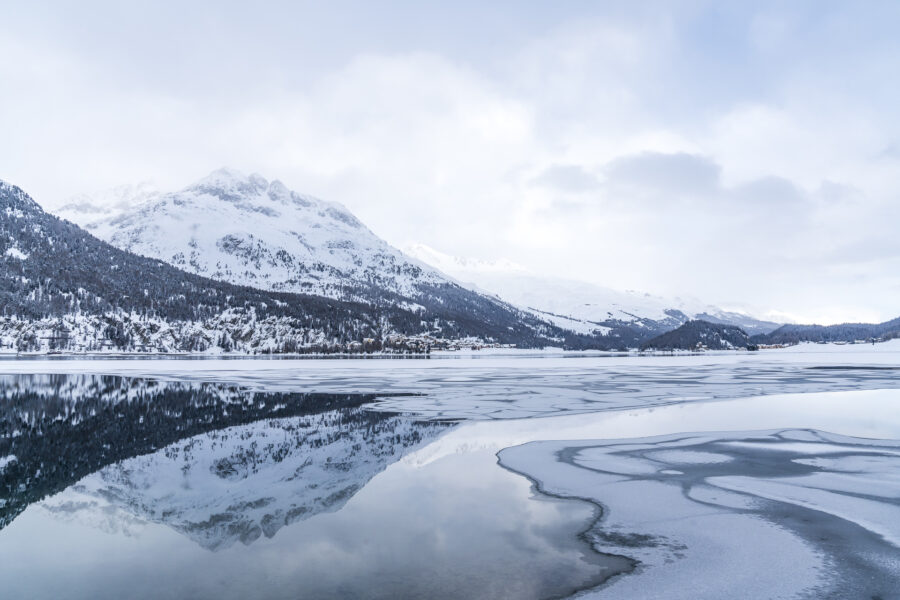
{"left": 188, "top": 168, "right": 269, "bottom": 197}
{"left": 56, "top": 168, "right": 451, "bottom": 300}
{"left": 200, "top": 166, "right": 248, "bottom": 182}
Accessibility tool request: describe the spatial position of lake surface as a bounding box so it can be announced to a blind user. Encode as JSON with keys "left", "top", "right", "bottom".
{"left": 0, "top": 375, "right": 622, "bottom": 600}
{"left": 1, "top": 350, "right": 899, "bottom": 599}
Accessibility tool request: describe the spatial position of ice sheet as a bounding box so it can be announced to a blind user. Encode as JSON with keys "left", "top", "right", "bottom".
{"left": 1, "top": 348, "right": 899, "bottom": 420}
{"left": 499, "top": 428, "right": 900, "bottom": 599}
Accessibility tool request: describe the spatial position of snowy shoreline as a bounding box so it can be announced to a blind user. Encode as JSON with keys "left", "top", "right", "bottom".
{"left": 1, "top": 344, "right": 899, "bottom": 423}
{"left": 2, "top": 338, "right": 898, "bottom": 360}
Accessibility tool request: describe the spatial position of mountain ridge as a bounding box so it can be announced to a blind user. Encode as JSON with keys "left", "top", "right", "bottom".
{"left": 15, "top": 169, "right": 890, "bottom": 352}
{"left": 404, "top": 242, "right": 782, "bottom": 336}
{"left": 640, "top": 320, "right": 754, "bottom": 351}
{"left": 1, "top": 178, "right": 605, "bottom": 352}
{"left": 753, "top": 318, "right": 900, "bottom": 345}
{"left": 56, "top": 170, "right": 782, "bottom": 343}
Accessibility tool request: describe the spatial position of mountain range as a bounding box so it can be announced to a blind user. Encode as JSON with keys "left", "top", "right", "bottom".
{"left": 50, "top": 169, "right": 777, "bottom": 347}
{"left": 2, "top": 167, "right": 893, "bottom": 352}
{"left": 1, "top": 177, "right": 596, "bottom": 353}
{"left": 757, "top": 319, "right": 900, "bottom": 345}
{"left": 59, "top": 168, "right": 777, "bottom": 338}
{"left": 404, "top": 243, "right": 781, "bottom": 336}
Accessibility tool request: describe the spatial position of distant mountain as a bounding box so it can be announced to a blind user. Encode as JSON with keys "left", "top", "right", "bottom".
{"left": 640, "top": 320, "right": 754, "bottom": 351}
{"left": 405, "top": 243, "right": 782, "bottom": 336}
{"left": 754, "top": 317, "right": 900, "bottom": 345}
{"left": 0, "top": 178, "right": 607, "bottom": 352}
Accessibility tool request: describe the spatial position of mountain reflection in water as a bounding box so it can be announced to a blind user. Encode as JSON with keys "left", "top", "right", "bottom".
{"left": 0, "top": 373, "right": 635, "bottom": 600}
{"left": 0, "top": 374, "right": 448, "bottom": 544}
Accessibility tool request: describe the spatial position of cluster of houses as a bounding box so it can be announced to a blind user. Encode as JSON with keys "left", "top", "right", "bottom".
{"left": 378, "top": 334, "right": 516, "bottom": 354}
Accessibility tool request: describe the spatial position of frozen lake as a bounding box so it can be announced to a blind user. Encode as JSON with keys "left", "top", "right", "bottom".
{"left": 1, "top": 346, "right": 898, "bottom": 599}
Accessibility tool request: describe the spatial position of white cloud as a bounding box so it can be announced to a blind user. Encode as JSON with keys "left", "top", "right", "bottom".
{"left": 1, "top": 2, "right": 899, "bottom": 324}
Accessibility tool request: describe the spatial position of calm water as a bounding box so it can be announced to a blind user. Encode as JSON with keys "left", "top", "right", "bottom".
{"left": 0, "top": 374, "right": 623, "bottom": 600}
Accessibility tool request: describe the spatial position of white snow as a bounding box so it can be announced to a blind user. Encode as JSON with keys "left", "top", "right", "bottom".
{"left": 51, "top": 173, "right": 778, "bottom": 337}
{"left": 54, "top": 181, "right": 161, "bottom": 227}
{"left": 644, "top": 449, "right": 734, "bottom": 464}
{"left": 500, "top": 434, "right": 826, "bottom": 600}
{"left": 725, "top": 440, "right": 900, "bottom": 456}
{"left": 3, "top": 246, "right": 27, "bottom": 260}
{"left": 0, "top": 455, "right": 16, "bottom": 472}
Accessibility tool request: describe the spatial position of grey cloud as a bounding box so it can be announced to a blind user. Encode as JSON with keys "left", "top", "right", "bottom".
{"left": 531, "top": 164, "right": 600, "bottom": 193}
{"left": 814, "top": 181, "right": 865, "bottom": 205}
{"left": 877, "top": 142, "right": 900, "bottom": 160}
{"left": 731, "top": 176, "right": 805, "bottom": 205}
{"left": 603, "top": 152, "right": 721, "bottom": 195}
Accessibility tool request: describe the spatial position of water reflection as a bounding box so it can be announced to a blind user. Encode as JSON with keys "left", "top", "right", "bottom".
{"left": 0, "top": 374, "right": 422, "bottom": 534}
{"left": 0, "top": 374, "right": 621, "bottom": 600}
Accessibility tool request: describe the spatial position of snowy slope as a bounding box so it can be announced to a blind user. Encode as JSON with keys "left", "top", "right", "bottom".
{"left": 404, "top": 243, "right": 781, "bottom": 335}
{"left": 58, "top": 169, "right": 446, "bottom": 301}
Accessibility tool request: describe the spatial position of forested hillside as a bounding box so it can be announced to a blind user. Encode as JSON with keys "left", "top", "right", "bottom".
{"left": 754, "top": 318, "right": 900, "bottom": 345}
{"left": 641, "top": 320, "right": 754, "bottom": 350}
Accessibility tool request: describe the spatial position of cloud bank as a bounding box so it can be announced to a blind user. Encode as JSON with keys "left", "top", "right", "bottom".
{"left": 1, "top": 0, "right": 899, "bottom": 323}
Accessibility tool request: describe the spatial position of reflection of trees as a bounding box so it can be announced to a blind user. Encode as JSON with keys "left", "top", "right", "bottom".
{"left": 0, "top": 374, "right": 409, "bottom": 530}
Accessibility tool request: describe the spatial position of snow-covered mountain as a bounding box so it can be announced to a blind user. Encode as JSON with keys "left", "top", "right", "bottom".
{"left": 404, "top": 243, "right": 781, "bottom": 336}
{"left": 5, "top": 178, "right": 597, "bottom": 352}
{"left": 55, "top": 169, "right": 778, "bottom": 340}
{"left": 57, "top": 168, "right": 446, "bottom": 301}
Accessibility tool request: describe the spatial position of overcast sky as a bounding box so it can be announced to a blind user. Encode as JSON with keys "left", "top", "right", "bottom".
{"left": 2, "top": 0, "right": 899, "bottom": 324}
